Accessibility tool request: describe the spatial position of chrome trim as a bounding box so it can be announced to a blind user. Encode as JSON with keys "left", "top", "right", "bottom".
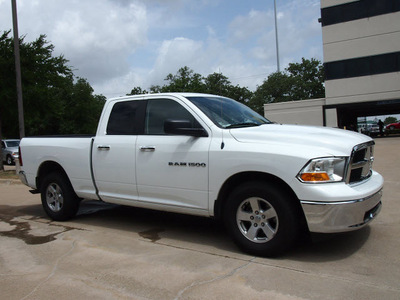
{"left": 97, "top": 145, "right": 111, "bottom": 150}
{"left": 140, "top": 146, "right": 156, "bottom": 152}
{"left": 300, "top": 189, "right": 382, "bottom": 233}
{"left": 345, "top": 141, "right": 375, "bottom": 184}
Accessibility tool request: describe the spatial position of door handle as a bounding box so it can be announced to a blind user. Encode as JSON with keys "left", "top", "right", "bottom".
{"left": 97, "top": 145, "right": 110, "bottom": 150}
{"left": 140, "top": 146, "right": 156, "bottom": 152}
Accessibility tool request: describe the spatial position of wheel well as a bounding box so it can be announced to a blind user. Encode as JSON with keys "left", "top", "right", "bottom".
{"left": 36, "top": 161, "right": 69, "bottom": 191}
{"left": 214, "top": 172, "right": 308, "bottom": 229}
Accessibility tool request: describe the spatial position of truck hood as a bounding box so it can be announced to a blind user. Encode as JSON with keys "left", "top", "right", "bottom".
{"left": 229, "top": 124, "right": 372, "bottom": 156}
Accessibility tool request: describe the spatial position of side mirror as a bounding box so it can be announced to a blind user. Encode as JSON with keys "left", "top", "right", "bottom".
{"left": 164, "top": 119, "right": 208, "bottom": 137}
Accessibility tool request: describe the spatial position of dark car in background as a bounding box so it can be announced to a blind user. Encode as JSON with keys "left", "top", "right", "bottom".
{"left": 1, "top": 139, "right": 20, "bottom": 165}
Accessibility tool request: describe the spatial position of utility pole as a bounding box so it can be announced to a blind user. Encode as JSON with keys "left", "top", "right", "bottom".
{"left": 11, "top": 0, "right": 25, "bottom": 138}
{"left": 273, "top": 0, "right": 280, "bottom": 72}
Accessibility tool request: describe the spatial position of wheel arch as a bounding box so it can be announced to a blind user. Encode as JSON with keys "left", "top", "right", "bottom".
{"left": 214, "top": 171, "right": 308, "bottom": 230}
{"left": 36, "top": 161, "right": 70, "bottom": 191}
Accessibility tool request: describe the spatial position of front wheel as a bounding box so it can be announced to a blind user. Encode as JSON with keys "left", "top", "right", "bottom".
{"left": 224, "top": 181, "right": 302, "bottom": 257}
{"left": 41, "top": 172, "right": 80, "bottom": 221}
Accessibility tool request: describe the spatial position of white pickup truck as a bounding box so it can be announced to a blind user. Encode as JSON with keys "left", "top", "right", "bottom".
{"left": 19, "top": 93, "right": 383, "bottom": 256}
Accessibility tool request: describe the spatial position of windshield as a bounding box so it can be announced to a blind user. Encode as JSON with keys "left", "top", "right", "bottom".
{"left": 187, "top": 96, "right": 271, "bottom": 129}
{"left": 5, "top": 140, "right": 20, "bottom": 147}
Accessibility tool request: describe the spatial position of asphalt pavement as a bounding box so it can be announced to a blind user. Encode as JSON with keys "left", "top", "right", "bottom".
{"left": 0, "top": 136, "right": 399, "bottom": 300}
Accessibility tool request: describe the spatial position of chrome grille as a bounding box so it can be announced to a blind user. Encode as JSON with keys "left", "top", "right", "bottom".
{"left": 346, "top": 141, "right": 375, "bottom": 184}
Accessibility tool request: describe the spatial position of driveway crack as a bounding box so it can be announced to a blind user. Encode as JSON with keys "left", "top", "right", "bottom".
{"left": 174, "top": 257, "right": 255, "bottom": 300}
{"left": 20, "top": 239, "right": 77, "bottom": 300}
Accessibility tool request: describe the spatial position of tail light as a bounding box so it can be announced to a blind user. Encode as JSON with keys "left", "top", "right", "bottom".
{"left": 18, "top": 146, "right": 23, "bottom": 166}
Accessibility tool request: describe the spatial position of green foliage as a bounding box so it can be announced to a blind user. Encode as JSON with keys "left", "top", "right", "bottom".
{"left": 249, "top": 58, "right": 325, "bottom": 114}
{"left": 0, "top": 31, "right": 105, "bottom": 137}
{"left": 128, "top": 59, "right": 325, "bottom": 115}
{"left": 204, "top": 72, "right": 231, "bottom": 95}
{"left": 127, "top": 86, "right": 148, "bottom": 95}
{"left": 250, "top": 72, "right": 295, "bottom": 113}
{"left": 203, "top": 72, "right": 252, "bottom": 104}
{"left": 286, "top": 57, "right": 325, "bottom": 100}
{"left": 384, "top": 116, "right": 398, "bottom": 125}
{"left": 137, "top": 67, "right": 252, "bottom": 106}
{"left": 161, "top": 66, "right": 205, "bottom": 93}
{"left": 60, "top": 78, "right": 106, "bottom": 134}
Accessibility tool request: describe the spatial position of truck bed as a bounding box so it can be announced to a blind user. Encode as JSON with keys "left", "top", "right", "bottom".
{"left": 20, "top": 136, "right": 98, "bottom": 200}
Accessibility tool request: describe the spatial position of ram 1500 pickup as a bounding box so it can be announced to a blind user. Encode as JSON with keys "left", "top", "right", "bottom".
{"left": 19, "top": 93, "right": 383, "bottom": 256}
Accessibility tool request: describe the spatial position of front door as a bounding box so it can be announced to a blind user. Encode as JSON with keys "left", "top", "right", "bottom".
{"left": 136, "top": 98, "right": 211, "bottom": 211}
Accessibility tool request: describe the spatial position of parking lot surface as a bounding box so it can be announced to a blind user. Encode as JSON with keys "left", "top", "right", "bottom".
{"left": 1, "top": 137, "right": 399, "bottom": 300}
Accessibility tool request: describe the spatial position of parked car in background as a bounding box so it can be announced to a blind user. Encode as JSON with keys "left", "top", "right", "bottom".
{"left": 1, "top": 139, "right": 20, "bottom": 165}
{"left": 361, "top": 124, "right": 380, "bottom": 137}
{"left": 385, "top": 121, "right": 400, "bottom": 131}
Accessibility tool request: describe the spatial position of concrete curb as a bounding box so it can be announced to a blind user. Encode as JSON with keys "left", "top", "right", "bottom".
{"left": 0, "top": 178, "right": 22, "bottom": 185}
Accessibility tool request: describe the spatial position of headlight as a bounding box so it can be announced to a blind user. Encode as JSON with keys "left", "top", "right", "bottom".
{"left": 297, "top": 157, "right": 347, "bottom": 183}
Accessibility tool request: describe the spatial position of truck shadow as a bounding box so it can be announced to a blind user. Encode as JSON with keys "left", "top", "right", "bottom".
{"left": 285, "top": 228, "right": 371, "bottom": 262}
{"left": 13, "top": 200, "right": 371, "bottom": 262}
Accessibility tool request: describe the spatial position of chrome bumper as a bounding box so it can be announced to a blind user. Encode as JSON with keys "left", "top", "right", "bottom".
{"left": 301, "top": 189, "right": 382, "bottom": 233}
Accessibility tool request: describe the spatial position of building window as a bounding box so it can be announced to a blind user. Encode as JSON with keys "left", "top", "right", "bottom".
{"left": 325, "top": 51, "right": 400, "bottom": 80}
{"left": 321, "top": 0, "right": 400, "bottom": 27}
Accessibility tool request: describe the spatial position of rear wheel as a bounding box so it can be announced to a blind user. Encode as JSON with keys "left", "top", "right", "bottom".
{"left": 6, "top": 155, "right": 13, "bottom": 165}
{"left": 224, "top": 181, "right": 302, "bottom": 257}
{"left": 41, "top": 172, "right": 80, "bottom": 221}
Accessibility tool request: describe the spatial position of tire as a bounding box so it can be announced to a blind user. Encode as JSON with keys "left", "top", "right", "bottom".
{"left": 6, "top": 155, "right": 13, "bottom": 165}
{"left": 224, "top": 181, "right": 302, "bottom": 257}
{"left": 40, "top": 172, "right": 80, "bottom": 221}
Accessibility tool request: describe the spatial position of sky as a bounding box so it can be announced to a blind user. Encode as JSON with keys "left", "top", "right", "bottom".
{"left": 0, "top": 0, "right": 323, "bottom": 98}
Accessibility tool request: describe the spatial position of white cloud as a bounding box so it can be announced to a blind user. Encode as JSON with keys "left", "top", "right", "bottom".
{"left": 228, "top": 9, "right": 272, "bottom": 43}
{"left": 13, "top": 0, "right": 148, "bottom": 85}
{"left": 0, "top": 0, "right": 323, "bottom": 98}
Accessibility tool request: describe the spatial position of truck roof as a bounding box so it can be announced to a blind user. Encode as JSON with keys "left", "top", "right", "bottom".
{"left": 107, "top": 92, "right": 224, "bottom": 103}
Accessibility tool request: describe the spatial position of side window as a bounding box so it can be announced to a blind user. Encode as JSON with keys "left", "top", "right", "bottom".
{"left": 1, "top": 141, "right": 5, "bottom": 149}
{"left": 107, "top": 100, "right": 146, "bottom": 135}
{"left": 145, "top": 99, "right": 200, "bottom": 135}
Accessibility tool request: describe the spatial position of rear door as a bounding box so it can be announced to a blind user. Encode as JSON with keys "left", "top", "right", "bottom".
{"left": 92, "top": 99, "right": 146, "bottom": 202}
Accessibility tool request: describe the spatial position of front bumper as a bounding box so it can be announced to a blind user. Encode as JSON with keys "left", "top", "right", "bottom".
{"left": 301, "top": 189, "right": 382, "bottom": 233}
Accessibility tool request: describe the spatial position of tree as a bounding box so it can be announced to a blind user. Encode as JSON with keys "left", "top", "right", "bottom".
{"left": 161, "top": 66, "right": 205, "bottom": 92}
{"left": 204, "top": 72, "right": 232, "bottom": 95}
{"left": 286, "top": 57, "right": 325, "bottom": 100}
{"left": 1, "top": 31, "right": 72, "bottom": 137}
{"left": 127, "top": 87, "right": 148, "bottom": 95}
{"left": 384, "top": 116, "right": 397, "bottom": 125}
{"left": 0, "top": 31, "right": 105, "bottom": 138}
{"left": 60, "top": 78, "right": 106, "bottom": 134}
{"left": 249, "top": 58, "right": 325, "bottom": 114}
{"left": 129, "top": 67, "right": 252, "bottom": 106}
{"left": 126, "top": 59, "right": 324, "bottom": 116}
{"left": 250, "top": 72, "right": 295, "bottom": 114}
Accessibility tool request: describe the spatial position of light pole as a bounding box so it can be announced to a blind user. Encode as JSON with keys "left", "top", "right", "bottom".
{"left": 11, "top": 0, "right": 25, "bottom": 138}
{"left": 273, "top": 0, "right": 280, "bottom": 72}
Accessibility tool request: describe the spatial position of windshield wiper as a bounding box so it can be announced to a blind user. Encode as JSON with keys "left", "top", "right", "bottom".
{"left": 225, "top": 123, "right": 261, "bottom": 129}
